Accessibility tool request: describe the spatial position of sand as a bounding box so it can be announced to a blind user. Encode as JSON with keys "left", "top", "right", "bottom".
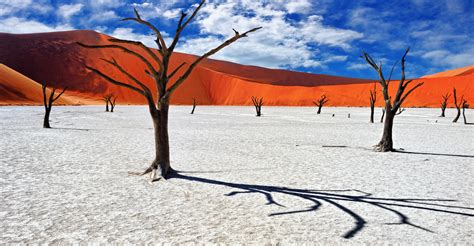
{"left": 1, "top": 31, "right": 472, "bottom": 107}
{"left": 1, "top": 106, "right": 473, "bottom": 244}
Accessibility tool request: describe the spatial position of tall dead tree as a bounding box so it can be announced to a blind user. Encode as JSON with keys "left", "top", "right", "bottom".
{"left": 190, "top": 98, "right": 196, "bottom": 114}
{"left": 109, "top": 96, "right": 117, "bottom": 112}
{"left": 369, "top": 83, "right": 377, "bottom": 123}
{"left": 380, "top": 108, "right": 385, "bottom": 123}
{"left": 313, "top": 95, "right": 329, "bottom": 114}
{"left": 440, "top": 93, "right": 450, "bottom": 117}
{"left": 42, "top": 83, "right": 67, "bottom": 128}
{"left": 77, "top": 0, "right": 260, "bottom": 180}
{"left": 452, "top": 88, "right": 463, "bottom": 123}
{"left": 363, "top": 48, "right": 424, "bottom": 151}
{"left": 103, "top": 94, "right": 112, "bottom": 111}
{"left": 251, "top": 96, "right": 264, "bottom": 117}
{"left": 462, "top": 99, "right": 469, "bottom": 124}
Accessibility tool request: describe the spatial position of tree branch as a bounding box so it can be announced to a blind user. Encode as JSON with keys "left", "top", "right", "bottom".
{"left": 77, "top": 42, "right": 158, "bottom": 76}
{"left": 52, "top": 87, "right": 67, "bottom": 102}
{"left": 84, "top": 65, "right": 146, "bottom": 96}
{"left": 122, "top": 8, "right": 168, "bottom": 54}
{"left": 168, "top": 0, "right": 205, "bottom": 53}
{"left": 108, "top": 38, "right": 163, "bottom": 72}
{"left": 166, "top": 26, "right": 262, "bottom": 96}
{"left": 168, "top": 62, "right": 186, "bottom": 79}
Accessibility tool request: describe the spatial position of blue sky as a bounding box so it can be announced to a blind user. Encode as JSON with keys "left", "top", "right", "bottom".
{"left": 1, "top": 0, "right": 473, "bottom": 79}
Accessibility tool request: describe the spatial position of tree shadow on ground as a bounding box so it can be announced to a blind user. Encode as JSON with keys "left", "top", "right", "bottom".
{"left": 393, "top": 150, "right": 474, "bottom": 158}
{"left": 168, "top": 171, "right": 474, "bottom": 239}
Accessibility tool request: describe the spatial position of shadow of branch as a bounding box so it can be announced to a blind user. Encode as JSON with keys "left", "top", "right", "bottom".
{"left": 170, "top": 171, "right": 474, "bottom": 239}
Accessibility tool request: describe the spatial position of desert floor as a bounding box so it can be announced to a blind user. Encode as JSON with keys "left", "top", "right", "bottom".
{"left": 1, "top": 106, "right": 473, "bottom": 244}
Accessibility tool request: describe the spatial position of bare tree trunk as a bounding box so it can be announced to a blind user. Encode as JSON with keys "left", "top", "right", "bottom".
{"left": 317, "top": 105, "right": 322, "bottom": 114}
{"left": 105, "top": 101, "right": 109, "bottom": 111}
{"left": 191, "top": 98, "right": 196, "bottom": 114}
{"left": 370, "top": 106, "right": 375, "bottom": 123}
{"left": 150, "top": 102, "right": 171, "bottom": 179}
{"left": 380, "top": 109, "right": 385, "bottom": 123}
{"left": 110, "top": 97, "right": 117, "bottom": 112}
{"left": 376, "top": 108, "right": 394, "bottom": 151}
{"left": 462, "top": 107, "right": 467, "bottom": 124}
{"left": 43, "top": 107, "right": 51, "bottom": 128}
{"left": 452, "top": 88, "right": 462, "bottom": 123}
{"left": 440, "top": 107, "right": 446, "bottom": 117}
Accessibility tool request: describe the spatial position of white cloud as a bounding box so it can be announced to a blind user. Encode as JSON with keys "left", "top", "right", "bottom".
{"left": 422, "top": 49, "right": 474, "bottom": 68}
{"left": 58, "top": 3, "right": 84, "bottom": 19}
{"left": 89, "top": 10, "right": 119, "bottom": 23}
{"left": 0, "top": 0, "right": 51, "bottom": 16}
{"left": 285, "top": 0, "right": 312, "bottom": 14}
{"left": 172, "top": 0, "right": 362, "bottom": 69}
{"left": 0, "top": 17, "right": 73, "bottom": 33}
{"left": 108, "top": 27, "right": 171, "bottom": 48}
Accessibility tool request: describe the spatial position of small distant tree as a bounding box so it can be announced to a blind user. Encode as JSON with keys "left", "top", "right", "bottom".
{"left": 251, "top": 96, "right": 264, "bottom": 117}
{"left": 42, "top": 83, "right": 67, "bottom": 128}
{"left": 103, "top": 94, "right": 112, "bottom": 111}
{"left": 78, "top": 0, "right": 260, "bottom": 180}
{"left": 369, "top": 83, "right": 377, "bottom": 123}
{"left": 190, "top": 98, "right": 196, "bottom": 114}
{"left": 440, "top": 93, "right": 450, "bottom": 117}
{"left": 362, "top": 48, "right": 423, "bottom": 151}
{"left": 109, "top": 96, "right": 117, "bottom": 112}
{"left": 461, "top": 99, "right": 469, "bottom": 124}
{"left": 313, "top": 95, "right": 329, "bottom": 114}
{"left": 380, "top": 108, "right": 385, "bottom": 123}
{"left": 452, "top": 88, "right": 463, "bottom": 123}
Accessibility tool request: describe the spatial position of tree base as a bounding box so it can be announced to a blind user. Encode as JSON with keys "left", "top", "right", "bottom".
{"left": 374, "top": 140, "right": 393, "bottom": 152}
{"left": 128, "top": 162, "right": 175, "bottom": 184}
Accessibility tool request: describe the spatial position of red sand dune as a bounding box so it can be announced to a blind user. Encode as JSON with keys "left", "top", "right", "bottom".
{"left": 422, "top": 65, "right": 474, "bottom": 78}
{"left": 0, "top": 30, "right": 472, "bottom": 107}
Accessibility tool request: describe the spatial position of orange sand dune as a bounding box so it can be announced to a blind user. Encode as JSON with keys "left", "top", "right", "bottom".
{"left": 0, "top": 64, "right": 75, "bottom": 105}
{"left": 0, "top": 30, "right": 472, "bottom": 107}
{"left": 422, "top": 65, "right": 474, "bottom": 78}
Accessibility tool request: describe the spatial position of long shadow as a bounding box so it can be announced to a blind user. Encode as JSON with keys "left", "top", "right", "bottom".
{"left": 393, "top": 150, "right": 474, "bottom": 158}
{"left": 54, "top": 127, "right": 93, "bottom": 131}
{"left": 168, "top": 171, "right": 474, "bottom": 239}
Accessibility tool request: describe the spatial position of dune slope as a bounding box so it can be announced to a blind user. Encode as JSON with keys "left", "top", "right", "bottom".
{"left": 0, "top": 30, "right": 472, "bottom": 107}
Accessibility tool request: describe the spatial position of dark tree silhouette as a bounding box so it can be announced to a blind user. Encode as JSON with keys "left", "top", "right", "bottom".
{"left": 313, "top": 95, "right": 329, "bottom": 114}
{"left": 452, "top": 88, "right": 463, "bottom": 123}
{"left": 380, "top": 108, "right": 385, "bottom": 123}
{"left": 362, "top": 48, "right": 424, "bottom": 151}
{"left": 251, "top": 96, "right": 264, "bottom": 117}
{"left": 42, "top": 83, "right": 67, "bottom": 128}
{"left": 77, "top": 0, "right": 261, "bottom": 181}
{"left": 440, "top": 93, "right": 450, "bottom": 117}
{"left": 190, "top": 98, "right": 196, "bottom": 114}
{"left": 369, "top": 83, "right": 377, "bottom": 123}
{"left": 109, "top": 95, "right": 117, "bottom": 112}
{"left": 103, "top": 94, "right": 112, "bottom": 111}
{"left": 462, "top": 99, "right": 469, "bottom": 124}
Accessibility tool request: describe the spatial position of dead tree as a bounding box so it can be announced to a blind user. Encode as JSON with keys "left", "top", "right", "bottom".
{"left": 42, "top": 83, "right": 67, "bottom": 128}
{"left": 452, "top": 88, "right": 463, "bottom": 123}
{"left": 190, "top": 98, "right": 196, "bottom": 114}
{"left": 440, "top": 93, "right": 450, "bottom": 117}
{"left": 363, "top": 48, "right": 424, "bottom": 151}
{"left": 313, "top": 95, "right": 329, "bottom": 114}
{"left": 461, "top": 99, "right": 469, "bottom": 124}
{"left": 77, "top": 0, "right": 260, "bottom": 181}
{"left": 251, "top": 96, "right": 264, "bottom": 116}
{"left": 380, "top": 108, "right": 385, "bottom": 123}
{"left": 103, "top": 94, "right": 112, "bottom": 111}
{"left": 369, "top": 83, "right": 377, "bottom": 123}
{"left": 109, "top": 96, "right": 117, "bottom": 112}
{"left": 396, "top": 108, "right": 405, "bottom": 115}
